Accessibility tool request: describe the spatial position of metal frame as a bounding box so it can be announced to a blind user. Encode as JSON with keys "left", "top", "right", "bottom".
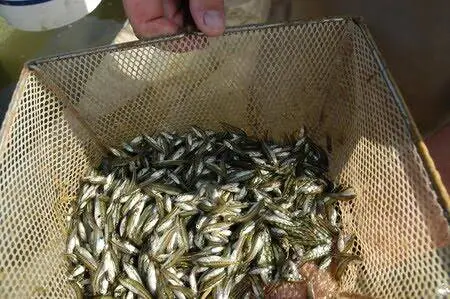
{"left": 27, "top": 17, "right": 351, "bottom": 66}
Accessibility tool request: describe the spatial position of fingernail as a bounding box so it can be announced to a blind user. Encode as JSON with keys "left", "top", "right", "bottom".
{"left": 203, "top": 10, "right": 224, "bottom": 31}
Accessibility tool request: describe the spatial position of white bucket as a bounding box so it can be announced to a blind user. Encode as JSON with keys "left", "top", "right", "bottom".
{"left": 0, "top": 0, "right": 102, "bottom": 31}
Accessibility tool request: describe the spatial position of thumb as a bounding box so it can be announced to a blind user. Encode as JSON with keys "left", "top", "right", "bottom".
{"left": 189, "top": 0, "right": 225, "bottom": 36}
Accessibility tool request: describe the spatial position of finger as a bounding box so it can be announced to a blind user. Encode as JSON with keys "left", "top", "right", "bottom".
{"left": 123, "top": 0, "right": 181, "bottom": 38}
{"left": 189, "top": 0, "right": 225, "bottom": 36}
{"left": 164, "top": 0, "right": 184, "bottom": 27}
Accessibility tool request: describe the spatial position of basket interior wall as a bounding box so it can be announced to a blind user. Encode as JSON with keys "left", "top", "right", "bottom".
{"left": 322, "top": 22, "right": 449, "bottom": 298}
{"left": 0, "top": 19, "right": 448, "bottom": 298}
{"left": 0, "top": 73, "right": 103, "bottom": 298}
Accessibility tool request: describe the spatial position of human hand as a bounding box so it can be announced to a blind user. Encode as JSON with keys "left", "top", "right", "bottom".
{"left": 122, "top": 0, "right": 225, "bottom": 38}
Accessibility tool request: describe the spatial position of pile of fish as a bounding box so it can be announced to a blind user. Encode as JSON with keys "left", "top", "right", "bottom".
{"left": 66, "top": 125, "right": 359, "bottom": 298}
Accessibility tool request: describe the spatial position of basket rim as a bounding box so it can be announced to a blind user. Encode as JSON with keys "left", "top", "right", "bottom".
{"left": 26, "top": 16, "right": 357, "bottom": 67}
{"left": 23, "top": 16, "right": 450, "bottom": 216}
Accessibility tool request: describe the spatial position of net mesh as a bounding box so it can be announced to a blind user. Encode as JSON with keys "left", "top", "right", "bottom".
{"left": 0, "top": 18, "right": 448, "bottom": 298}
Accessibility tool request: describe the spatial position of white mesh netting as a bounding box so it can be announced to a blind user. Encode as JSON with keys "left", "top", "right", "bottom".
{"left": 0, "top": 18, "right": 448, "bottom": 298}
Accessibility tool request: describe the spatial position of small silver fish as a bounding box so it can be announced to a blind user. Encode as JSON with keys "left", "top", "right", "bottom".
{"left": 110, "top": 234, "right": 139, "bottom": 255}
{"left": 118, "top": 276, "right": 153, "bottom": 299}
{"left": 66, "top": 227, "right": 80, "bottom": 255}
{"left": 146, "top": 261, "right": 157, "bottom": 294}
{"left": 196, "top": 256, "right": 235, "bottom": 268}
{"left": 303, "top": 243, "right": 333, "bottom": 262}
{"left": 68, "top": 128, "right": 358, "bottom": 298}
{"left": 68, "top": 264, "right": 86, "bottom": 280}
{"left": 74, "top": 246, "right": 98, "bottom": 273}
{"left": 123, "top": 261, "right": 143, "bottom": 284}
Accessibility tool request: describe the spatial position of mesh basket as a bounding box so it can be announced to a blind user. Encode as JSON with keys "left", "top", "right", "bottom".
{"left": 0, "top": 17, "right": 449, "bottom": 298}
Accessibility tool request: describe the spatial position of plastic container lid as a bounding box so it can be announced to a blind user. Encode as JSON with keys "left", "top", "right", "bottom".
{"left": 0, "top": 0, "right": 102, "bottom": 31}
